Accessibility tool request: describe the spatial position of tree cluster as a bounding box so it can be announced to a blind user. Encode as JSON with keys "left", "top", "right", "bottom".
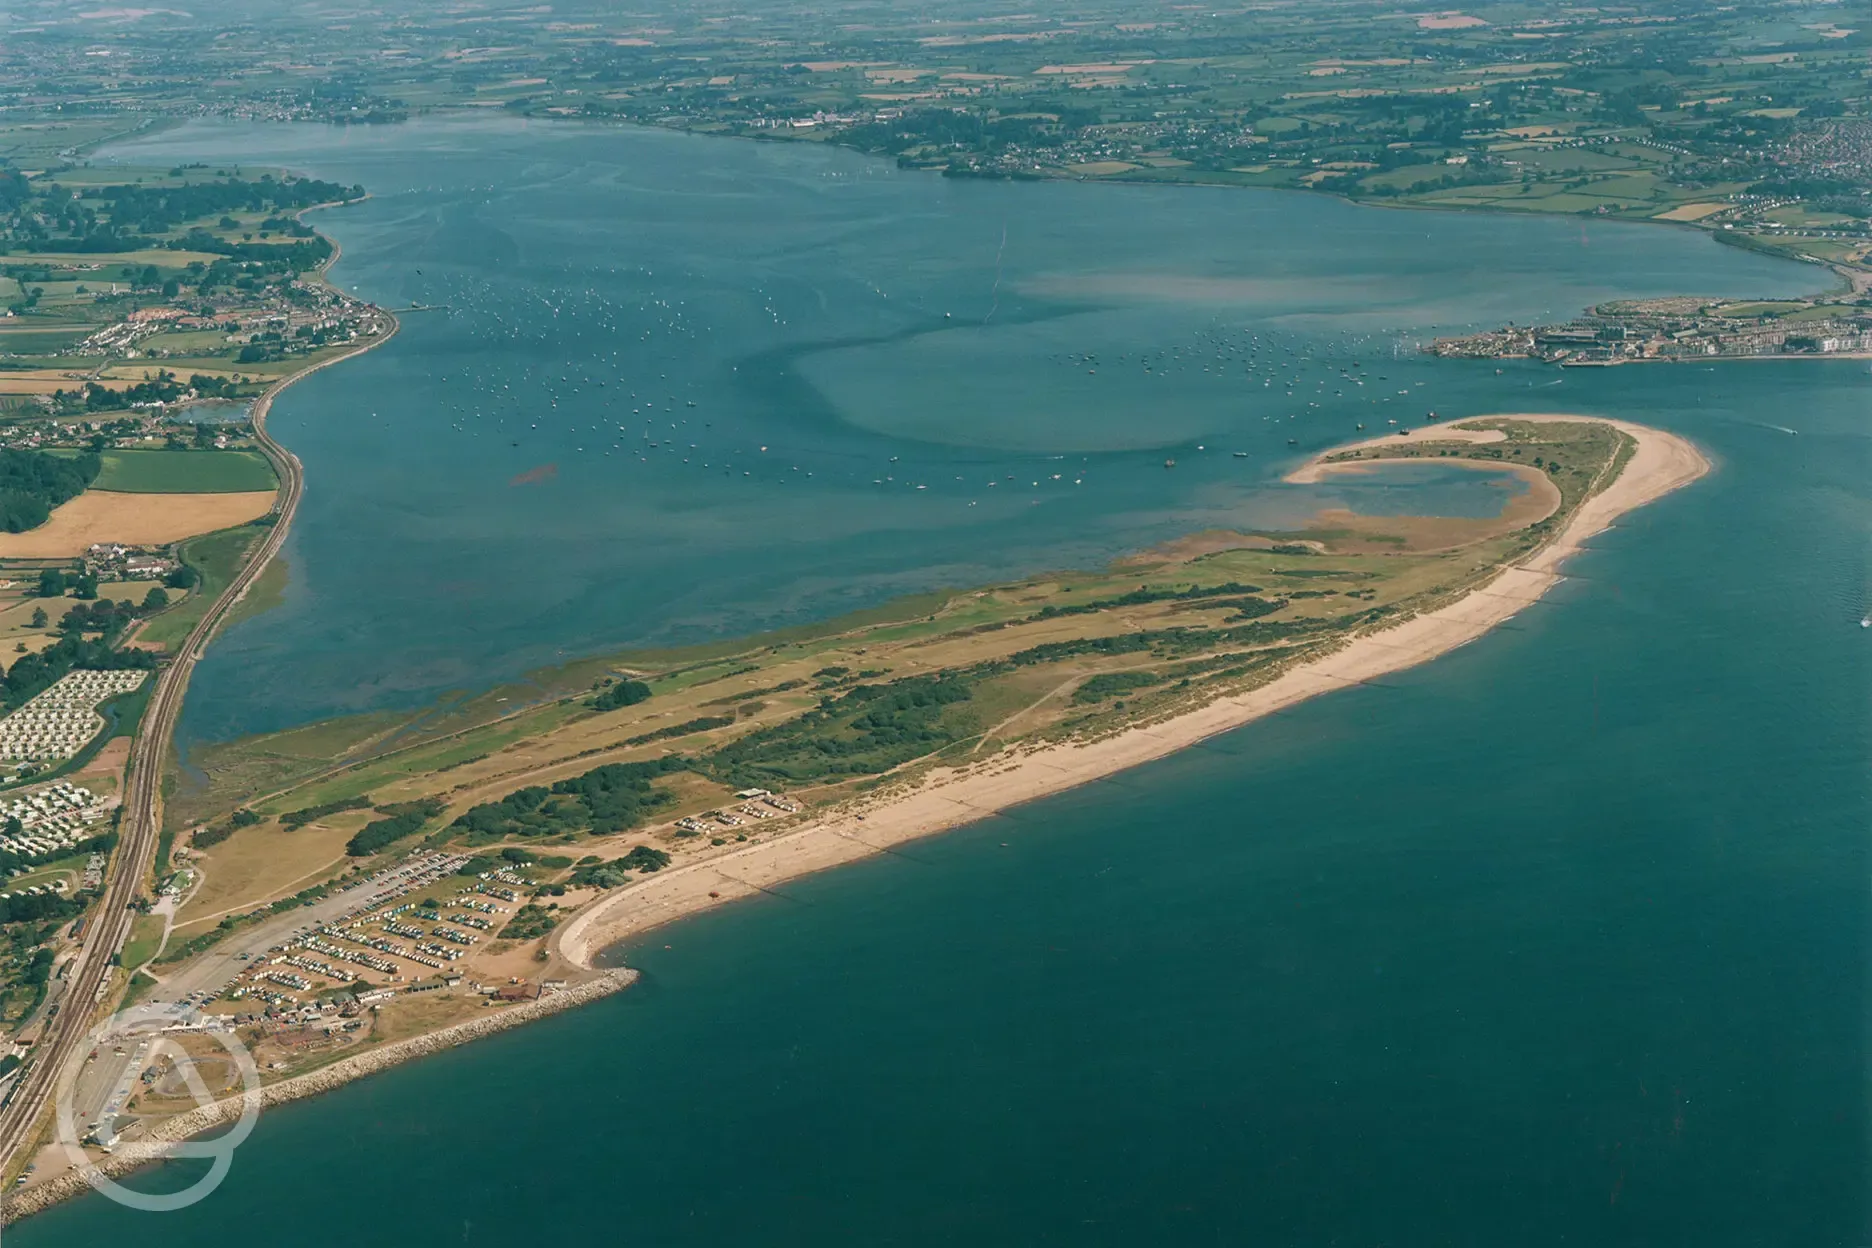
{"left": 0, "top": 449, "right": 98, "bottom": 534}
{"left": 452, "top": 757, "right": 686, "bottom": 840}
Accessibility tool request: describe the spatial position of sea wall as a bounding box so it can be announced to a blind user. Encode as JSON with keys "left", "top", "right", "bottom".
{"left": 3, "top": 969, "right": 636, "bottom": 1222}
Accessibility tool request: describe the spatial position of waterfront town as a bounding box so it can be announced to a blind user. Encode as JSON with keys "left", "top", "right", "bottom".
{"left": 1430, "top": 294, "right": 1872, "bottom": 364}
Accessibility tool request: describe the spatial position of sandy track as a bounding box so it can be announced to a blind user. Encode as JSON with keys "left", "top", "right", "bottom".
{"left": 558, "top": 413, "right": 1706, "bottom": 965}
{"left": 0, "top": 490, "right": 277, "bottom": 557}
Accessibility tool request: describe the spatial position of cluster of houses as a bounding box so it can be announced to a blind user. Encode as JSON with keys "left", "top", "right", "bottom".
{"left": 0, "top": 877, "right": 67, "bottom": 901}
{"left": 231, "top": 975, "right": 554, "bottom": 1036}
{"left": 0, "top": 780, "right": 112, "bottom": 860}
{"left": 221, "top": 862, "right": 560, "bottom": 1011}
{"left": 84, "top": 544, "right": 179, "bottom": 583}
{"left": 67, "top": 286, "right": 384, "bottom": 369}
{"left": 677, "top": 789, "right": 802, "bottom": 836}
{"left": 0, "top": 670, "right": 147, "bottom": 763}
{"left": 1432, "top": 308, "right": 1872, "bottom": 365}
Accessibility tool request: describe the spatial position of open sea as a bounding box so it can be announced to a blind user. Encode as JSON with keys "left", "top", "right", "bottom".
{"left": 12, "top": 116, "right": 1868, "bottom": 1245}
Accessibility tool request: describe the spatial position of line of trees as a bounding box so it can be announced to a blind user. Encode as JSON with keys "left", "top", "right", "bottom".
{"left": 1, "top": 638, "right": 156, "bottom": 710}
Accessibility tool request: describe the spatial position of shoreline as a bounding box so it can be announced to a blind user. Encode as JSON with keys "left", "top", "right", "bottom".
{"left": 556, "top": 411, "right": 1707, "bottom": 964}
{"left": 4, "top": 970, "right": 634, "bottom": 1222}
{"left": 0, "top": 417, "right": 1701, "bottom": 1220}
{"left": 578, "top": 114, "right": 1853, "bottom": 294}
{"left": 0, "top": 205, "right": 401, "bottom": 1190}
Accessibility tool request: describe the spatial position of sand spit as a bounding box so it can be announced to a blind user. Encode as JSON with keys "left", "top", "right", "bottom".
{"left": 558, "top": 413, "right": 1707, "bottom": 964}
{"left": 2, "top": 414, "right": 1702, "bottom": 1221}
{"left": 3, "top": 971, "right": 634, "bottom": 1222}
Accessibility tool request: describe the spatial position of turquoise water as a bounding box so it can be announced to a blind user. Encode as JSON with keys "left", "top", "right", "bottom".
{"left": 94, "top": 116, "right": 1803, "bottom": 745}
{"left": 21, "top": 119, "right": 1868, "bottom": 1245}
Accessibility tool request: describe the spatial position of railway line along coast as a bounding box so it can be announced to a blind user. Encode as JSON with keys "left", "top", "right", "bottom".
{"left": 0, "top": 237, "right": 398, "bottom": 1202}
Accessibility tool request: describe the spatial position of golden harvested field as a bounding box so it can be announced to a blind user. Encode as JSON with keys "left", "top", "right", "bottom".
{"left": 1653, "top": 202, "right": 1730, "bottom": 221}
{"left": 0, "top": 489, "right": 276, "bottom": 556}
{"left": 1, "top": 249, "right": 225, "bottom": 267}
{"left": 172, "top": 814, "right": 365, "bottom": 934}
{"left": 0, "top": 376, "right": 87, "bottom": 395}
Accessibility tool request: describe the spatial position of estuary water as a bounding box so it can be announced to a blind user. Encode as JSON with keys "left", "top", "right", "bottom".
{"left": 19, "top": 117, "right": 1868, "bottom": 1245}
{"left": 92, "top": 116, "right": 1802, "bottom": 745}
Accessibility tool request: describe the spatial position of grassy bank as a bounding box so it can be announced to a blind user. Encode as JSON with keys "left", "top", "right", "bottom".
{"left": 136, "top": 523, "right": 268, "bottom": 652}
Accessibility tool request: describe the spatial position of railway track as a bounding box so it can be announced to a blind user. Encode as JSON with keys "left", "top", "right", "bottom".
{"left": 0, "top": 308, "right": 393, "bottom": 1190}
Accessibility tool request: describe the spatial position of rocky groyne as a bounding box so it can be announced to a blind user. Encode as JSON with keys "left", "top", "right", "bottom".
{"left": 3, "top": 969, "right": 635, "bottom": 1222}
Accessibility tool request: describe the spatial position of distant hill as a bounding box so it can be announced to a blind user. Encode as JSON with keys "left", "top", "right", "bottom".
{"left": 0, "top": 449, "right": 99, "bottom": 533}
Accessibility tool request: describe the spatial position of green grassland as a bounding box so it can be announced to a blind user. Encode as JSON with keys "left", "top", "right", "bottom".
{"left": 136, "top": 524, "right": 267, "bottom": 650}
{"left": 118, "top": 913, "right": 167, "bottom": 971}
{"left": 0, "top": 116, "right": 161, "bottom": 165}
{"left": 93, "top": 449, "right": 277, "bottom": 494}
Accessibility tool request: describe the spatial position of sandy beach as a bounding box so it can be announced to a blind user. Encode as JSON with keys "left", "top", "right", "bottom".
{"left": 557, "top": 412, "right": 1708, "bottom": 965}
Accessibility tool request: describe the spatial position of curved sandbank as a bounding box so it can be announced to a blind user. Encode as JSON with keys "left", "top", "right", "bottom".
{"left": 557, "top": 413, "right": 1709, "bottom": 965}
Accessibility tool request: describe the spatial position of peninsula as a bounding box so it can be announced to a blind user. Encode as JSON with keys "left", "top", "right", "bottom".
{"left": 0, "top": 409, "right": 1706, "bottom": 1214}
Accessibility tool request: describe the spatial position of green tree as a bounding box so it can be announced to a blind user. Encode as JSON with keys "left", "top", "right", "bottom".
{"left": 141, "top": 587, "right": 169, "bottom": 611}
{"left": 35, "top": 568, "right": 64, "bottom": 598}
{"left": 589, "top": 679, "right": 652, "bottom": 712}
{"left": 27, "top": 607, "right": 45, "bottom": 628}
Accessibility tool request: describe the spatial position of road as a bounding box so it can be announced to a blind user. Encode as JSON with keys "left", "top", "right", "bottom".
{"left": 57, "top": 850, "right": 461, "bottom": 1144}
{"left": 0, "top": 307, "right": 396, "bottom": 1183}
{"left": 144, "top": 850, "right": 464, "bottom": 1009}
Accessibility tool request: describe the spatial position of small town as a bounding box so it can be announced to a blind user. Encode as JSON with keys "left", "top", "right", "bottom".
{"left": 1430, "top": 294, "right": 1872, "bottom": 364}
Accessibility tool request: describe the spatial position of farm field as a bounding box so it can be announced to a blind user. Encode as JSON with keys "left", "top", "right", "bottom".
{"left": 0, "top": 577, "right": 172, "bottom": 658}
{"left": 0, "top": 490, "right": 274, "bottom": 557}
{"left": 93, "top": 449, "right": 277, "bottom": 494}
